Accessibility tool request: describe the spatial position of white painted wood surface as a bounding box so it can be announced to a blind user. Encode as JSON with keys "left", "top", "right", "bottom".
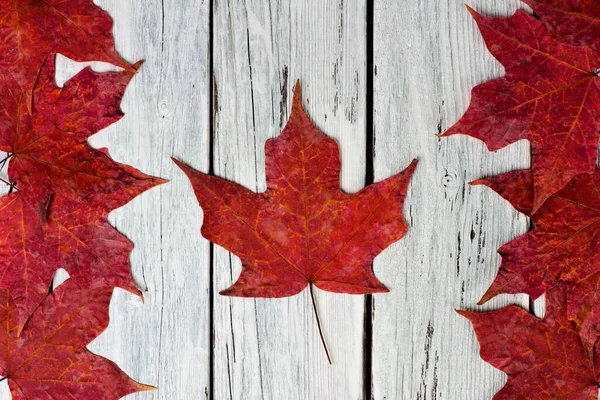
{"left": 0, "top": 0, "right": 541, "bottom": 399}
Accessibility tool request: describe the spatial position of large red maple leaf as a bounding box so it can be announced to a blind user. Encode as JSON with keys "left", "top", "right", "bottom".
{"left": 0, "top": 0, "right": 133, "bottom": 97}
{"left": 0, "top": 56, "right": 164, "bottom": 328}
{"left": 473, "top": 168, "right": 600, "bottom": 302}
{"left": 0, "top": 278, "right": 153, "bottom": 399}
{"left": 523, "top": 0, "right": 600, "bottom": 54}
{"left": 440, "top": 8, "right": 600, "bottom": 212}
{"left": 174, "top": 82, "right": 417, "bottom": 361}
{"left": 474, "top": 168, "right": 600, "bottom": 348}
{"left": 0, "top": 189, "right": 157, "bottom": 330}
{"left": 45, "top": 191, "right": 142, "bottom": 295}
{"left": 473, "top": 169, "right": 600, "bottom": 304}
{"left": 459, "top": 284, "right": 600, "bottom": 399}
{"left": 0, "top": 56, "right": 163, "bottom": 212}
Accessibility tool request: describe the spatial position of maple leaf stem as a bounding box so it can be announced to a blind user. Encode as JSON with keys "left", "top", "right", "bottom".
{"left": 0, "top": 176, "right": 16, "bottom": 192}
{"left": 0, "top": 377, "right": 6, "bottom": 383}
{"left": 309, "top": 283, "right": 332, "bottom": 364}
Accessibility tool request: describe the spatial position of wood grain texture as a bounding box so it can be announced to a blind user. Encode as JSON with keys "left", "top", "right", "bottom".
{"left": 211, "top": 0, "right": 367, "bottom": 399}
{"left": 371, "top": 0, "right": 533, "bottom": 399}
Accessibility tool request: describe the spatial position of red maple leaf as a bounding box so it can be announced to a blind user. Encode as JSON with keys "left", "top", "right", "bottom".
{"left": 0, "top": 0, "right": 133, "bottom": 97}
{"left": 459, "top": 283, "right": 600, "bottom": 399}
{"left": 0, "top": 278, "right": 153, "bottom": 399}
{"left": 0, "top": 56, "right": 163, "bottom": 212}
{"left": 473, "top": 168, "right": 600, "bottom": 305}
{"left": 0, "top": 183, "right": 158, "bottom": 331}
{"left": 474, "top": 168, "right": 600, "bottom": 349}
{"left": 440, "top": 8, "right": 600, "bottom": 211}
{"left": 173, "top": 82, "right": 417, "bottom": 362}
{"left": 45, "top": 191, "right": 142, "bottom": 294}
{"left": 523, "top": 0, "right": 600, "bottom": 54}
{"left": 0, "top": 57, "right": 165, "bottom": 328}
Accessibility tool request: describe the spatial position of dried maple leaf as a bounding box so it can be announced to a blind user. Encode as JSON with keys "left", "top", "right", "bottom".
{"left": 475, "top": 168, "right": 600, "bottom": 349}
{"left": 0, "top": 189, "right": 151, "bottom": 331}
{"left": 440, "top": 7, "right": 600, "bottom": 212}
{"left": 0, "top": 0, "right": 133, "bottom": 98}
{"left": 473, "top": 168, "right": 600, "bottom": 306}
{"left": 45, "top": 192, "right": 141, "bottom": 295}
{"left": 0, "top": 56, "right": 165, "bottom": 328}
{"left": 459, "top": 283, "right": 600, "bottom": 399}
{"left": 523, "top": 0, "right": 600, "bottom": 54}
{"left": 0, "top": 278, "right": 153, "bottom": 399}
{"left": 0, "top": 56, "right": 164, "bottom": 212}
{"left": 174, "top": 82, "right": 417, "bottom": 362}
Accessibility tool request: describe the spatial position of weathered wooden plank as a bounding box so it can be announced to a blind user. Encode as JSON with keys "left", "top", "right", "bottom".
{"left": 371, "top": 0, "right": 531, "bottom": 399}
{"left": 211, "top": 0, "right": 367, "bottom": 398}
{"left": 53, "top": 1, "right": 212, "bottom": 399}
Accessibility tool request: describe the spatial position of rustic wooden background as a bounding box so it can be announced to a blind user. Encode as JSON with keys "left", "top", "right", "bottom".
{"left": 0, "top": 0, "right": 543, "bottom": 398}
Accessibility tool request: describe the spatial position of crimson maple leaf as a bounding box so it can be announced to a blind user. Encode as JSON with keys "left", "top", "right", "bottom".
{"left": 474, "top": 168, "right": 600, "bottom": 349}
{"left": 0, "top": 57, "right": 165, "bottom": 328}
{"left": 174, "top": 82, "right": 417, "bottom": 361}
{"left": 45, "top": 191, "right": 142, "bottom": 294}
{"left": 0, "top": 278, "right": 153, "bottom": 399}
{"left": 459, "top": 284, "right": 600, "bottom": 399}
{"left": 0, "top": 0, "right": 133, "bottom": 97}
{"left": 0, "top": 56, "right": 163, "bottom": 212}
{"left": 523, "top": 0, "right": 600, "bottom": 54}
{"left": 440, "top": 8, "right": 600, "bottom": 212}
{"left": 473, "top": 168, "right": 600, "bottom": 305}
{"left": 0, "top": 188, "right": 154, "bottom": 330}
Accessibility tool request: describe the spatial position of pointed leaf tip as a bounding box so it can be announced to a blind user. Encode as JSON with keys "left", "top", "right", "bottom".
{"left": 465, "top": 4, "right": 483, "bottom": 22}
{"left": 171, "top": 157, "right": 187, "bottom": 170}
{"left": 131, "top": 60, "right": 144, "bottom": 71}
{"left": 477, "top": 289, "right": 496, "bottom": 305}
{"left": 293, "top": 79, "right": 302, "bottom": 106}
{"left": 408, "top": 158, "right": 419, "bottom": 170}
{"left": 137, "top": 383, "right": 157, "bottom": 392}
{"left": 469, "top": 178, "right": 486, "bottom": 186}
{"left": 131, "top": 287, "right": 144, "bottom": 302}
{"left": 402, "top": 158, "right": 419, "bottom": 179}
{"left": 171, "top": 158, "right": 200, "bottom": 179}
